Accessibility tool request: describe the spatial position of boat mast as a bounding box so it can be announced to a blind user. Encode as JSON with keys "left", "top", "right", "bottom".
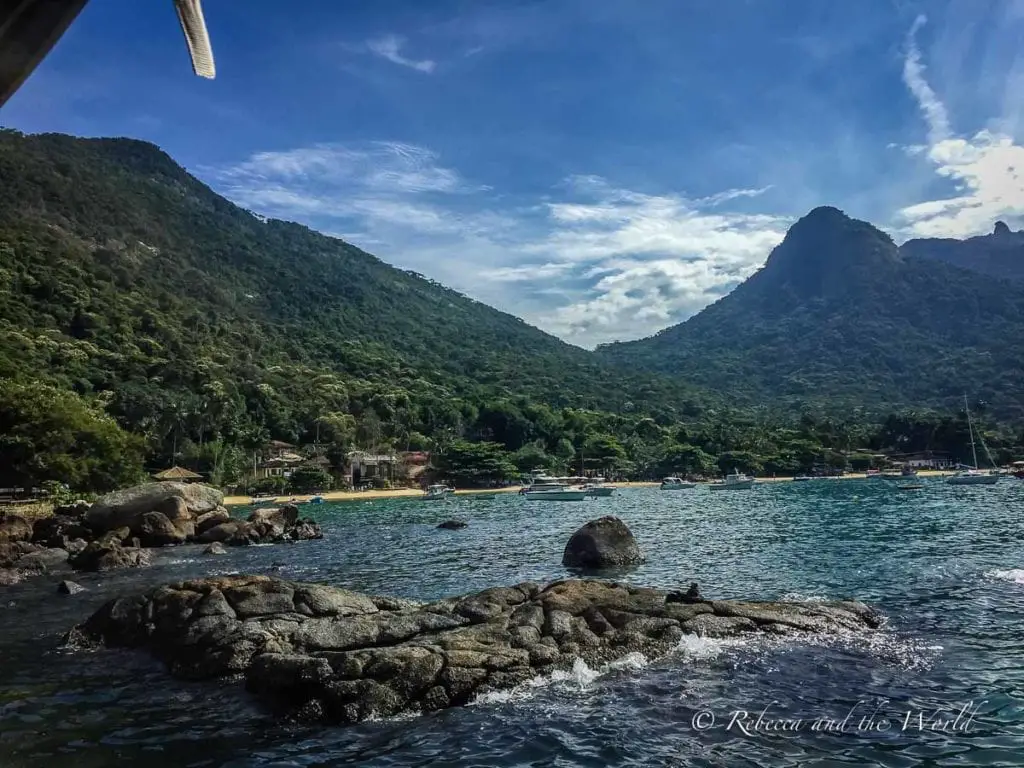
{"left": 964, "top": 393, "right": 979, "bottom": 470}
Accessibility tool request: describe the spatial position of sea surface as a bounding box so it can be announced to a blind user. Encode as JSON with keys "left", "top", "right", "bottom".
{"left": 2, "top": 479, "right": 1024, "bottom": 767}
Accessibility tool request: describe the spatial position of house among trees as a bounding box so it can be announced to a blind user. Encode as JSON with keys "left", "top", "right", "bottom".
{"left": 347, "top": 450, "right": 398, "bottom": 487}
{"left": 255, "top": 440, "right": 306, "bottom": 480}
{"left": 885, "top": 451, "right": 954, "bottom": 469}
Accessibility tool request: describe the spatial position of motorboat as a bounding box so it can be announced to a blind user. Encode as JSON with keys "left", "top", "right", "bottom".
{"left": 660, "top": 476, "right": 696, "bottom": 490}
{"left": 581, "top": 483, "right": 615, "bottom": 497}
{"left": 709, "top": 471, "right": 755, "bottom": 490}
{"left": 422, "top": 484, "right": 452, "bottom": 500}
{"left": 793, "top": 475, "right": 812, "bottom": 482}
{"left": 522, "top": 485, "right": 586, "bottom": 501}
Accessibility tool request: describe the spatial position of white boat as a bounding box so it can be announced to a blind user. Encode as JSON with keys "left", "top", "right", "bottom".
{"left": 660, "top": 476, "right": 696, "bottom": 490}
{"left": 709, "top": 471, "right": 755, "bottom": 490}
{"left": 947, "top": 395, "right": 1000, "bottom": 486}
{"left": 522, "top": 485, "right": 586, "bottom": 501}
{"left": 522, "top": 473, "right": 589, "bottom": 492}
{"left": 793, "top": 475, "right": 812, "bottom": 482}
{"left": 581, "top": 482, "right": 615, "bottom": 497}
{"left": 422, "top": 484, "right": 452, "bottom": 500}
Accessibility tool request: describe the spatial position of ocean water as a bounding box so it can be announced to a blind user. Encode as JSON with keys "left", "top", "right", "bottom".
{"left": 2, "top": 478, "right": 1024, "bottom": 767}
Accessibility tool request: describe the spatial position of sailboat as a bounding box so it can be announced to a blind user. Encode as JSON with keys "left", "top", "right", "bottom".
{"left": 947, "top": 395, "right": 1000, "bottom": 486}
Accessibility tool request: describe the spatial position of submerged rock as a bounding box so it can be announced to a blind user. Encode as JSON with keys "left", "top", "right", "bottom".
{"left": 562, "top": 516, "right": 644, "bottom": 568}
{"left": 203, "top": 542, "right": 228, "bottom": 555}
{"left": 73, "top": 576, "right": 882, "bottom": 724}
{"left": 437, "top": 519, "right": 468, "bottom": 530}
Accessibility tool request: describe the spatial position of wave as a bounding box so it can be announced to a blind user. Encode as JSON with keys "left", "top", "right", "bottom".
{"left": 985, "top": 568, "right": 1024, "bottom": 584}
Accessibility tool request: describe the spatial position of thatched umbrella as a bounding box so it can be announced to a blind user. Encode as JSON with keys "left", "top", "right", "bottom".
{"left": 153, "top": 466, "right": 203, "bottom": 482}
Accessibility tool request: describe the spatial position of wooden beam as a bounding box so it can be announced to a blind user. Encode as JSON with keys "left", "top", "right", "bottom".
{"left": 0, "top": 0, "right": 89, "bottom": 107}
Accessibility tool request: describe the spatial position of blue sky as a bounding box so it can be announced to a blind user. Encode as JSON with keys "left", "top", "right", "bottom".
{"left": 4, "top": 0, "right": 1024, "bottom": 347}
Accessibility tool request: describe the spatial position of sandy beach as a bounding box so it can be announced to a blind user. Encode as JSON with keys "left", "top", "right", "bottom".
{"left": 221, "top": 471, "right": 958, "bottom": 506}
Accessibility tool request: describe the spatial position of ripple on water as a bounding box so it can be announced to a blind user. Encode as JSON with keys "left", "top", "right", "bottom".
{"left": 2, "top": 480, "right": 1024, "bottom": 767}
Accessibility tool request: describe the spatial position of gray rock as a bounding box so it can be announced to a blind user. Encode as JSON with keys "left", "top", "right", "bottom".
{"left": 58, "top": 580, "right": 87, "bottom": 595}
{"left": 74, "top": 576, "right": 882, "bottom": 725}
{"left": 562, "top": 516, "right": 644, "bottom": 568}
{"left": 437, "top": 520, "right": 468, "bottom": 529}
{"left": 86, "top": 482, "right": 223, "bottom": 534}
{"left": 135, "top": 511, "right": 187, "bottom": 547}
{"left": 195, "top": 508, "right": 231, "bottom": 535}
{"left": 287, "top": 519, "right": 322, "bottom": 541}
{"left": 248, "top": 505, "right": 299, "bottom": 535}
{"left": 16, "top": 547, "right": 70, "bottom": 573}
{"left": 68, "top": 539, "right": 152, "bottom": 572}
{"left": 203, "top": 542, "right": 228, "bottom": 555}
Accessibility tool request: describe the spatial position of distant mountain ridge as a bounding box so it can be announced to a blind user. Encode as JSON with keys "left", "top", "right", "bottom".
{"left": 901, "top": 221, "right": 1024, "bottom": 282}
{"left": 0, "top": 128, "right": 716, "bottom": 454}
{"left": 597, "top": 207, "right": 1024, "bottom": 421}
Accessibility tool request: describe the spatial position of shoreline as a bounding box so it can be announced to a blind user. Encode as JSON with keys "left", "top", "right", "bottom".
{"left": 222, "top": 471, "right": 958, "bottom": 506}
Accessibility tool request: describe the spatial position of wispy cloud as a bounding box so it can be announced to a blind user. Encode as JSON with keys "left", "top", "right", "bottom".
{"left": 895, "top": 13, "right": 1024, "bottom": 238}
{"left": 208, "top": 144, "right": 788, "bottom": 348}
{"left": 366, "top": 34, "right": 436, "bottom": 73}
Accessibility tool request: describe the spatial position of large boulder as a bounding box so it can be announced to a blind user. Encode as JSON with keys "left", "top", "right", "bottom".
{"left": 195, "top": 507, "right": 231, "bottom": 534}
{"left": 136, "top": 511, "right": 188, "bottom": 547}
{"left": 562, "top": 516, "right": 644, "bottom": 569}
{"left": 247, "top": 505, "right": 299, "bottom": 538}
{"left": 86, "top": 482, "right": 223, "bottom": 534}
{"left": 73, "top": 576, "right": 883, "bottom": 725}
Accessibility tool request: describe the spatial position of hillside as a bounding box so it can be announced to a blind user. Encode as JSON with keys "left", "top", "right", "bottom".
{"left": 596, "top": 207, "right": 1024, "bottom": 421}
{"left": 0, "top": 129, "right": 715, "bottom": 462}
{"left": 901, "top": 221, "right": 1024, "bottom": 281}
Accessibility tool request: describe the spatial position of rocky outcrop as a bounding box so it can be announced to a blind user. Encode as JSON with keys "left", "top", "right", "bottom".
{"left": 1, "top": 487, "right": 323, "bottom": 587}
{"left": 86, "top": 483, "right": 224, "bottom": 534}
{"left": 32, "top": 514, "right": 91, "bottom": 549}
{"left": 73, "top": 576, "right": 882, "bottom": 724}
{"left": 562, "top": 516, "right": 644, "bottom": 568}
{"left": 437, "top": 519, "right": 468, "bottom": 530}
{"left": 67, "top": 531, "right": 152, "bottom": 572}
{"left": 197, "top": 507, "right": 322, "bottom": 547}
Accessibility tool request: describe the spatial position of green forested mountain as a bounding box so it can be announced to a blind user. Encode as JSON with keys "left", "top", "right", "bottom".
{"left": 1, "top": 132, "right": 1022, "bottom": 492}
{"left": 597, "top": 207, "right": 1024, "bottom": 421}
{"left": 0, "top": 129, "right": 719, "bottom": 479}
{"left": 901, "top": 221, "right": 1024, "bottom": 281}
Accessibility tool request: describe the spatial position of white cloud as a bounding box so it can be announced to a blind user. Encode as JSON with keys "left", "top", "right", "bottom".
{"left": 895, "top": 15, "right": 1024, "bottom": 238}
{"left": 208, "top": 144, "right": 788, "bottom": 348}
{"left": 366, "top": 35, "right": 436, "bottom": 73}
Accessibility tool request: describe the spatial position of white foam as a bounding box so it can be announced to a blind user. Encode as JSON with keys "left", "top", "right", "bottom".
{"left": 471, "top": 654, "right": 646, "bottom": 707}
{"left": 779, "top": 592, "right": 830, "bottom": 603}
{"left": 986, "top": 568, "right": 1024, "bottom": 584}
{"left": 675, "top": 633, "right": 749, "bottom": 660}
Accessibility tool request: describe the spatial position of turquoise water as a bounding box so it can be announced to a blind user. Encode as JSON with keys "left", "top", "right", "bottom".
{"left": 2, "top": 478, "right": 1024, "bottom": 767}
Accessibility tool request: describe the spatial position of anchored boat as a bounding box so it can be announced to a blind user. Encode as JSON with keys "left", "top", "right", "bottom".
{"left": 709, "top": 471, "right": 755, "bottom": 491}
{"left": 660, "top": 476, "right": 696, "bottom": 490}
